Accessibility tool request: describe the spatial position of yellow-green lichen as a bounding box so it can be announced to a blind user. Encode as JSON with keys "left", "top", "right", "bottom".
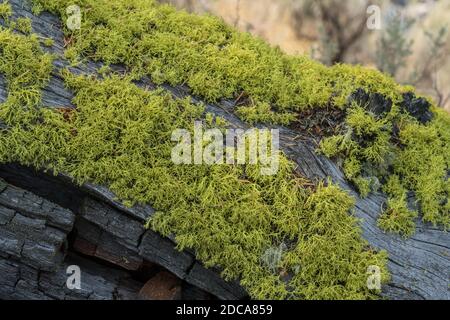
{"left": 0, "top": 1, "right": 12, "bottom": 23}
{"left": 31, "top": 0, "right": 406, "bottom": 117}
{"left": 0, "top": 28, "right": 54, "bottom": 126}
{"left": 393, "top": 116, "right": 450, "bottom": 228}
{"left": 319, "top": 97, "right": 449, "bottom": 236}
{"left": 0, "top": 23, "right": 389, "bottom": 299}
{"left": 1, "top": 0, "right": 449, "bottom": 299}
{"left": 42, "top": 37, "right": 54, "bottom": 47}
{"left": 378, "top": 175, "right": 418, "bottom": 237}
{"left": 14, "top": 17, "right": 32, "bottom": 34}
{"left": 1, "top": 0, "right": 445, "bottom": 293}
{"left": 30, "top": 0, "right": 448, "bottom": 238}
{"left": 282, "top": 183, "right": 389, "bottom": 299}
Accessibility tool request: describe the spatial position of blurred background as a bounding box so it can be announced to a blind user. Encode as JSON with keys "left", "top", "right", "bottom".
{"left": 159, "top": 0, "right": 450, "bottom": 112}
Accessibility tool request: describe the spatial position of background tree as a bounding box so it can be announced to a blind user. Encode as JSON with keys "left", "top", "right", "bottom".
{"left": 291, "top": 0, "right": 373, "bottom": 65}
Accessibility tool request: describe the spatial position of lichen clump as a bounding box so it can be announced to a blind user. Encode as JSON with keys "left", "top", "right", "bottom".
{"left": 32, "top": 0, "right": 406, "bottom": 121}
{"left": 0, "top": 7, "right": 389, "bottom": 298}
{"left": 320, "top": 91, "right": 449, "bottom": 236}
{"left": 28, "top": 0, "right": 449, "bottom": 238}
{"left": 0, "top": 0, "right": 448, "bottom": 299}
{"left": 0, "top": 1, "right": 12, "bottom": 22}
{"left": 14, "top": 17, "right": 32, "bottom": 34}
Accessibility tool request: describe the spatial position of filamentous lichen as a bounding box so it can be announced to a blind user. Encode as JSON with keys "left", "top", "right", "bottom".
{"left": 319, "top": 91, "right": 449, "bottom": 236}
{"left": 27, "top": 1, "right": 448, "bottom": 237}
{"left": 0, "top": 1, "right": 12, "bottom": 22}
{"left": 30, "top": 0, "right": 448, "bottom": 230}
{"left": 0, "top": 0, "right": 448, "bottom": 299}
{"left": 0, "top": 10, "right": 389, "bottom": 299}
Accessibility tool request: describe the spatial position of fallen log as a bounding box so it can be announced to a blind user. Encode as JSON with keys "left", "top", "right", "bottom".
{"left": 0, "top": 0, "right": 448, "bottom": 300}
{"left": 0, "top": 172, "right": 246, "bottom": 299}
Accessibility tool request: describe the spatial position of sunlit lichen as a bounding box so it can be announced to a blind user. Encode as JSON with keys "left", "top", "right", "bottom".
{"left": 319, "top": 95, "right": 449, "bottom": 236}
{"left": 0, "top": 22, "right": 389, "bottom": 299}
{"left": 30, "top": 0, "right": 406, "bottom": 116}
{"left": 0, "top": 1, "right": 12, "bottom": 23}
{"left": 14, "top": 17, "right": 32, "bottom": 34}
{"left": 42, "top": 37, "right": 54, "bottom": 47}
{"left": 1, "top": 0, "right": 448, "bottom": 300}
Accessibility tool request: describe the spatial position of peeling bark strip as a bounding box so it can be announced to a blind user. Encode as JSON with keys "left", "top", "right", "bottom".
{"left": 0, "top": 0, "right": 449, "bottom": 300}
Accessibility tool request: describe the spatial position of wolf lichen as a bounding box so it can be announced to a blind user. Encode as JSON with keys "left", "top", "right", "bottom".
{"left": 0, "top": 21, "right": 390, "bottom": 299}
{"left": 14, "top": 17, "right": 32, "bottom": 34}
{"left": 378, "top": 175, "right": 418, "bottom": 237}
{"left": 1, "top": 0, "right": 448, "bottom": 298}
{"left": 31, "top": 0, "right": 406, "bottom": 116}
{"left": 282, "top": 183, "right": 389, "bottom": 300}
{"left": 393, "top": 115, "right": 450, "bottom": 228}
{"left": 319, "top": 92, "right": 449, "bottom": 236}
{"left": 42, "top": 37, "right": 54, "bottom": 47}
{"left": 0, "top": 28, "right": 54, "bottom": 126}
{"left": 0, "top": 1, "right": 12, "bottom": 22}
{"left": 29, "top": 0, "right": 448, "bottom": 237}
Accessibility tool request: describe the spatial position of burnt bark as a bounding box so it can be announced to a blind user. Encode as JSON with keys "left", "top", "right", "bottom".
{"left": 0, "top": 0, "right": 448, "bottom": 300}
{"left": 0, "top": 169, "right": 247, "bottom": 300}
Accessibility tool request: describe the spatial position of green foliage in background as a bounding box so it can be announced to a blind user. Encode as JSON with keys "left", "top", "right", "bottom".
{"left": 376, "top": 11, "right": 414, "bottom": 77}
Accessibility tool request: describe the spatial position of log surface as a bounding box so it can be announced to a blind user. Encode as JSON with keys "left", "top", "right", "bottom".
{"left": 0, "top": 0, "right": 448, "bottom": 300}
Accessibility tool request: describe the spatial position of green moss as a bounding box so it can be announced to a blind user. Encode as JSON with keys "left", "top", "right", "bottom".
{"left": 1, "top": 0, "right": 448, "bottom": 298}
{"left": 14, "top": 17, "right": 32, "bottom": 34}
{"left": 383, "top": 175, "right": 405, "bottom": 199}
{"left": 30, "top": 0, "right": 447, "bottom": 233}
{"left": 0, "top": 25, "right": 389, "bottom": 299}
{"left": 0, "top": 29, "right": 54, "bottom": 126}
{"left": 0, "top": 1, "right": 12, "bottom": 23}
{"left": 319, "top": 133, "right": 358, "bottom": 159}
{"left": 43, "top": 37, "right": 54, "bottom": 47}
{"left": 378, "top": 175, "right": 418, "bottom": 237}
{"left": 282, "top": 183, "right": 390, "bottom": 299}
{"left": 97, "top": 65, "right": 111, "bottom": 76}
{"left": 236, "top": 101, "right": 296, "bottom": 126}
{"left": 346, "top": 105, "right": 389, "bottom": 137}
{"left": 393, "top": 117, "right": 449, "bottom": 228}
{"left": 378, "top": 197, "right": 417, "bottom": 238}
{"left": 343, "top": 157, "right": 361, "bottom": 180}
{"left": 320, "top": 99, "right": 449, "bottom": 236}
{"left": 352, "top": 177, "right": 372, "bottom": 198}
{"left": 31, "top": 0, "right": 406, "bottom": 118}
{"left": 31, "top": 2, "right": 44, "bottom": 16}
